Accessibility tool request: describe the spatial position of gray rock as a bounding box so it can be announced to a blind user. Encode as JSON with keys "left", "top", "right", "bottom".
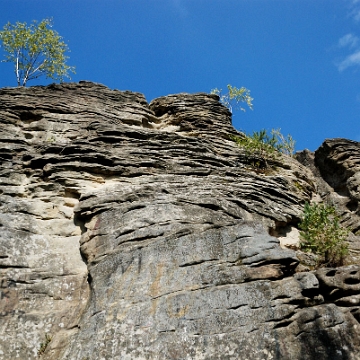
{"left": 297, "top": 139, "right": 360, "bottom": 262}
{"left": 0, "top": 82, "right": 359, "bottom": 359}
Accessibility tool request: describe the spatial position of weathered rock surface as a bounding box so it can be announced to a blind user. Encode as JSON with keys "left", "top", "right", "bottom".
{"left": 0, "top": 81, "right": 360, "bottom": 359}
{"left": 296, "top": 139, "right": 360, "bottom": 258}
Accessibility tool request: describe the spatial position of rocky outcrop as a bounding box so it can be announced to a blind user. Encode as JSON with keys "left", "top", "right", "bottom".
{"left": 296, "top": 140, "right": 360, "bottom": 260}
{"left": 0, "top": 81, "right": 360, "bottom": 359}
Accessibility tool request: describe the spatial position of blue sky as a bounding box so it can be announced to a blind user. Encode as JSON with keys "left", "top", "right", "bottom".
{"left": 1, "top": 0, "right": 360, "bottom": 151}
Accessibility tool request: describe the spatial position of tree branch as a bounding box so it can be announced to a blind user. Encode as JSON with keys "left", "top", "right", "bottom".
{"left": 23, "top": 52, "right": 43, "bottom": 86}
{"left": 16, "top": 48, "right": 20, "bottom": 86}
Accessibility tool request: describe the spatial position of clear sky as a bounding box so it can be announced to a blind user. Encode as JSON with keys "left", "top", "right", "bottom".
{"left": 1, "top": 0, "right": 360, "bottom": 151}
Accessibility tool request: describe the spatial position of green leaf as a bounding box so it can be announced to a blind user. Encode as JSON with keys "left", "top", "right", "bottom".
{"left": 210, "top": 84, "right": 253, "bottom": 113}
{"left": 0, "top": 18, "right": 75, "bottom": 86}
{"left": 299, "top": 202, "right": 349, "bottom": 267}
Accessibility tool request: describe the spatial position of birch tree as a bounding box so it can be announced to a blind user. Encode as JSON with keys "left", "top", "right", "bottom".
{"left": 0, "top": 18, "right": 75, "bottom": 86}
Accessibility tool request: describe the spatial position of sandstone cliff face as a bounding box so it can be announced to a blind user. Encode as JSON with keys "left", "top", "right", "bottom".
{"left": 0, "top": 82, "right": 360, "bottom": 359}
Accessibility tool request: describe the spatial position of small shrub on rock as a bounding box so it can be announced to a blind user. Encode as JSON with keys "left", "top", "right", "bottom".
{"left": 299, "top": 202, "right": 349, "bottom": 267}
{"left": 211, "top": 84, "right": 253, "bottom": 113}
{"left": 230, "top": 128, "right": 295, "bottom": 169}
{"left": 37, "top": 333, "right": 52, "bottom": 357}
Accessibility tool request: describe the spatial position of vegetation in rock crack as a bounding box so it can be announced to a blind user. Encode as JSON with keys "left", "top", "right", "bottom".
{"left": 299, "top": 202, "right": 349, "bottom": 268}
{"left": 0, "top": 18, "right": 75, "bottom": 86}
{"left": 37, "top": 333, "right": 52, "bottom": 357}
{"left": 230, "top": 128, "right": 295, "bottom": 169}
{"left": 211, "top": 84, "right": 253, "bottom": 112}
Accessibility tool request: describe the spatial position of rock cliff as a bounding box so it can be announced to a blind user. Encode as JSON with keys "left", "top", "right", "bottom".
{"left": 0, "top": 81, "right": 360, "bottom": 359}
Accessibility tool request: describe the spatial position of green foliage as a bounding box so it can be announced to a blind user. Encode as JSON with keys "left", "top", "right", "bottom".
{"left": 0, "top": 18, "right": 75, "bottom": 86}
{"left": 211, "top": 84, "right": 253, "bottom": 112}
{"left": 231, "top": 128, "right": 295, "bottom": 169}
{"left": 271, "top": 128, "right": 296, "bottom": 156}
{"left": 37, "top": 334, "right": 52, "bottom": 357}
{"left": 299, "top": 202, "right": 349, "bottom": 267}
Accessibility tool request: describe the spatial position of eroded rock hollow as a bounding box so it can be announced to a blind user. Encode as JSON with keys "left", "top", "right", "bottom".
{"left": 1, "top": 82, "right": 360, "bottom": 359}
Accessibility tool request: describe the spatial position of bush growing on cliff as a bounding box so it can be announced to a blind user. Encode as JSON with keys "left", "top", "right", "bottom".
{"left": 231, "top": 128, "right": 295, "bottom": 169}
{"left": 211, "top": 84, "right": 253, "bottom": 112}
{"left": 299, "top": 202, "right": 349, "bottom": 267}
{"left": 0, "top": 18, "right": 75, "bottom": 86}
{"left": 270, "top": 128, "right": 296, "bottom": 156}
{"left": 37, "top": 333, "right": 52, "bottom": 357}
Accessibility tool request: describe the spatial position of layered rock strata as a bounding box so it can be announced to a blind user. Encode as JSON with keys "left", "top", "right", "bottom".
{"left": 0, "top": 81, "right": 359, "bottom": 359}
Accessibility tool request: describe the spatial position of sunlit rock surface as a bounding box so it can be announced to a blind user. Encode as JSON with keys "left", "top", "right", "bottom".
{"left": 1, "top": 81, "right": 360, "bottom": 359}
